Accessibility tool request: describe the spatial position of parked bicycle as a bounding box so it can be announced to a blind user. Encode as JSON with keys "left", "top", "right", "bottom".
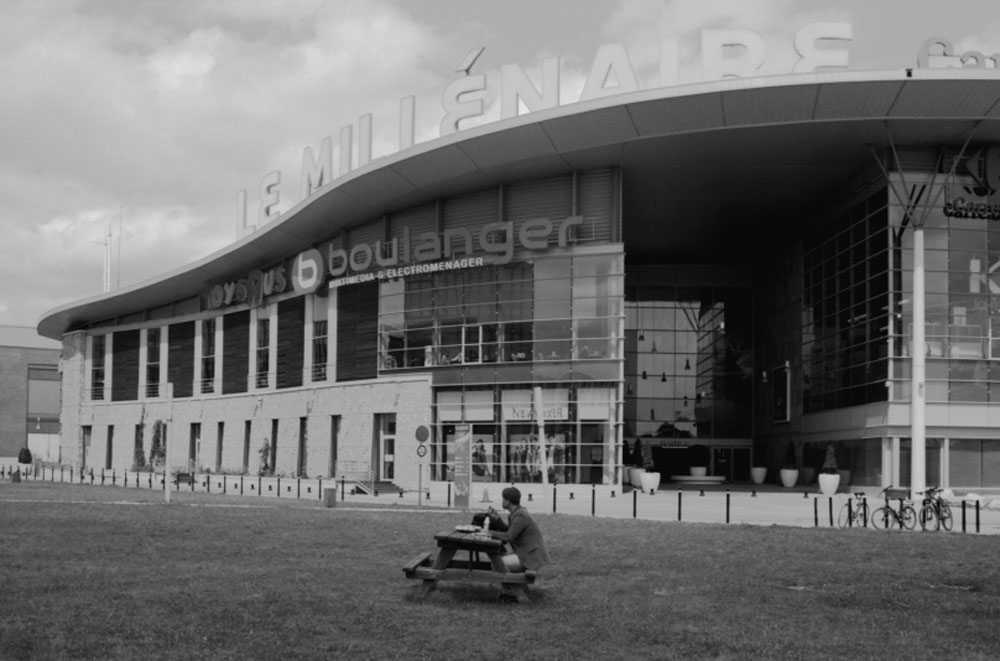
{"left": 870, "top": 486, "right": 917, "bottom": 530}
{"left": 918, "top": 486, "right": 954, "bottom": 532}
{"left": 838, "top": 492, "right": 869, "bottom": 528}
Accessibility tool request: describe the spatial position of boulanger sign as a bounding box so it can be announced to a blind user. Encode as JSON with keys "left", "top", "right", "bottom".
{"left": 206, "top": 214, "right": 584, "bottom": 306}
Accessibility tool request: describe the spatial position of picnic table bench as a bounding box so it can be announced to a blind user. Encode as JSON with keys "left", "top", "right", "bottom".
{"left": 403, "top": 529, "right": 536, "bottom": 602}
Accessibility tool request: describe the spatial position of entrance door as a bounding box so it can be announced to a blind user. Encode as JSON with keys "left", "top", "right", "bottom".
{"left": 712, "top": 447, "right": 752, "bottom": 481}
{"left": 378, "top": 414, "right": 396, "bottom": 480}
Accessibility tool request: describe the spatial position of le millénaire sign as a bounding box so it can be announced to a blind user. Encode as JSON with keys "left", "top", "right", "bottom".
{"left": 237, "top": 22, "right": 854, "bottom": 233}
{"left": 237, "top": 25, "right": 996, "bottom": 233}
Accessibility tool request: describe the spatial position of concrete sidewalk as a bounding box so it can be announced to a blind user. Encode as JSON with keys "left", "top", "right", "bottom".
{"left": 334, "top": 482, "right": 1000, "bottom": 535}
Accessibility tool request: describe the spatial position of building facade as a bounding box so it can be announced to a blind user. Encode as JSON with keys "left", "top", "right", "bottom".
{"left": 38, "top": 69, "right": 1000, "bottom": 493}
{"left": 0, "top": 325, "right": 61, "bottom": 462}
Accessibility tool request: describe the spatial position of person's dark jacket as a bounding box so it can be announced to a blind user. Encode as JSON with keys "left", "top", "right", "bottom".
{"left": 490, "top": 505, "right": 551, "bottom": 570}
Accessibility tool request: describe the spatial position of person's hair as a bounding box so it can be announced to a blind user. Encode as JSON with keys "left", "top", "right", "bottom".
{"left": 502, "top": 486, "right": 521, "bottom": 506}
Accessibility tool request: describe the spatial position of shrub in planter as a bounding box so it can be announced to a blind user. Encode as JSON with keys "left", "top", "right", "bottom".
{"left": 17, "top": 447, "right": 32, "bottom": 465}
{"left": 638, "top": 439, "right": 661, "bottom": 494}
{"left": 818, "top": 443, "right": 841, "bottom": 495}
{"left": 779, "top": 441, "right": 799, "bottom": 487}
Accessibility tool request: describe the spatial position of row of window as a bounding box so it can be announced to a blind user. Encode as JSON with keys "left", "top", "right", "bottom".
{"left": 80, "top": 417, "right": 343, "bottom": 478}
{"left": 379, "top": 253, "right": 624, "bottom": 373}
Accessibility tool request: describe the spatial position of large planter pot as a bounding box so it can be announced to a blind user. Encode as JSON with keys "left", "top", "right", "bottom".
{"left": 750, "top": 466, "right": 767, "bottom": 484}
{"left": 628, "top": 467, "right": 645, "bottom": 487}
{"left": 779, "top": 468, "right": 799, "bottom": 488}
{"left": 639, "top": 471, "right": 661, "bottom": 494}
{"left": 689, "top": 466, "right": 708, "bottom": 478}
{"left": 818, "top": 472, "right": 841, "bottom": 495}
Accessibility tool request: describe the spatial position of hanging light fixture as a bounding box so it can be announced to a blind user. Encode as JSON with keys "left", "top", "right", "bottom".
{"left": 684, "top": 358, "right": 691, "bottom": 371}
{"left": 638, "top": 305, "right": 645, "bottom": 342}
{"left": 641, "top": 370, "right": 648, "bottom": 380}
{"left": 660, "top": 372, "right": 666, "bottom": 382}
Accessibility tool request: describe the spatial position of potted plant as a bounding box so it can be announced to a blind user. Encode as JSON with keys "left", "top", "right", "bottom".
{"left": 750, "top": 440, "right": 767, "bottom": 484}
{"left": 638, "top": 441, "right": 661, "bottom": 494}
{"left": 688, "top": 444, "right": 710, "bottom": 477}
{"left": 818, "top": 443, "right": 840, "bottom": 495}
{"left": 779, "top": 440, "right": 799, "bottom": 488}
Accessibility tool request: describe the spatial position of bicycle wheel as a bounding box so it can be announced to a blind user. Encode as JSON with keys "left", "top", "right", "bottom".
{"left": 870, "top": 506, "right": 892, "bottom": 530}
{"left": 938, "top": 503, "right": 954, "bottom": 532}
{"left": 838, "top": 503, "right": 854, "bottom": 528}
{"left": 919, "top": 504, "right": 938, "bottom": 531}
{"left": 901, "top": 505, "right": 917, "bottom": 530}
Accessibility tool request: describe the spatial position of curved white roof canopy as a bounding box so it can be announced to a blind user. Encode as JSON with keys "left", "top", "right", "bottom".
{"left": 38, "top": 69, "right": 1000, "bottom": 340}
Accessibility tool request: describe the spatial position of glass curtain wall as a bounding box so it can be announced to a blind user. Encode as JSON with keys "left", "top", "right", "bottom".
{"left": 380, "top": 249, "right": 624, "bottom": 485}
{"left": 890, "top": 177, "right": 1000, "bottom": 404}
{"left": 801, "top": 187, "right": 890, "bottom": 412}
{"left": 624, "top": 266, "right": 753, "bottom": 446}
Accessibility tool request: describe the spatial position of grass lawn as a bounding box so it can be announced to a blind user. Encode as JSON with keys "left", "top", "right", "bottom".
{"left": 2, "top": 481, "right": 999, "bottom": 660}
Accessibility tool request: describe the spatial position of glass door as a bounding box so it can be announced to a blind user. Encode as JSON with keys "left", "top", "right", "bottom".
{"left": 379, "top": 415, "right": 396, "bottom": 480}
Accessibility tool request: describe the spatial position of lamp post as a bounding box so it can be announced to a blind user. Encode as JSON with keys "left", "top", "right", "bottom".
{"left": 911, "top": 225, "right": 927, "bottom": 498}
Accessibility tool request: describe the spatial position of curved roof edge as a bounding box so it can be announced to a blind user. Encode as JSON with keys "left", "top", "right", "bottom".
{"left": 38, "top": 68, "right": 1000, "bottom": 340}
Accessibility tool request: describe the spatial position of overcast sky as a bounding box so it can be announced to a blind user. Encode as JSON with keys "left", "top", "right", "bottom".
{"left": 3, "top": 0, "right": 998, "bottom": 330}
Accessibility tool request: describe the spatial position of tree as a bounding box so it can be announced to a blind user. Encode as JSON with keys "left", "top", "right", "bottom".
{"left": 149, "top": 420, "right": 166, "bottom": 467}
{"left": 132, "top": 425, "right": 147, "bottom": 472}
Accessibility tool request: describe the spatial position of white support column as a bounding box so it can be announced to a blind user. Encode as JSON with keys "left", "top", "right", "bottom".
{"left": 159, "top": 326, "right": 169, "bottom": 398}
{"left": 911, "top": 225, "right": 927, "bottom": 497}
{"left": 193, "top": 321, "right": 203, "bottom": 394}
{"left": 891, "top": 436, "right": 901, "bottom": 488}
{"left": 214, "top": 320, "right": 223, "bottom": 394}
{"left": 941, "top": 438, "right": 950, "bottom": 489}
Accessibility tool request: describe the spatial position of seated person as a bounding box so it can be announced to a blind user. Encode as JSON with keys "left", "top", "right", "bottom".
{"left": 486, "top": 487, "right": 551, "bottom": 579}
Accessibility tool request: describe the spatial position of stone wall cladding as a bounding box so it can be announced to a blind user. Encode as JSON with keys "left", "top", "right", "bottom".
{"left": 60, "top": 375, "right": 433, "bottom": 490}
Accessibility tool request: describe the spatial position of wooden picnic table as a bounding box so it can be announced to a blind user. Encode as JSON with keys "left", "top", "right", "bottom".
{"left": 403, "top": 529, "right": 536, "bottom": 602}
